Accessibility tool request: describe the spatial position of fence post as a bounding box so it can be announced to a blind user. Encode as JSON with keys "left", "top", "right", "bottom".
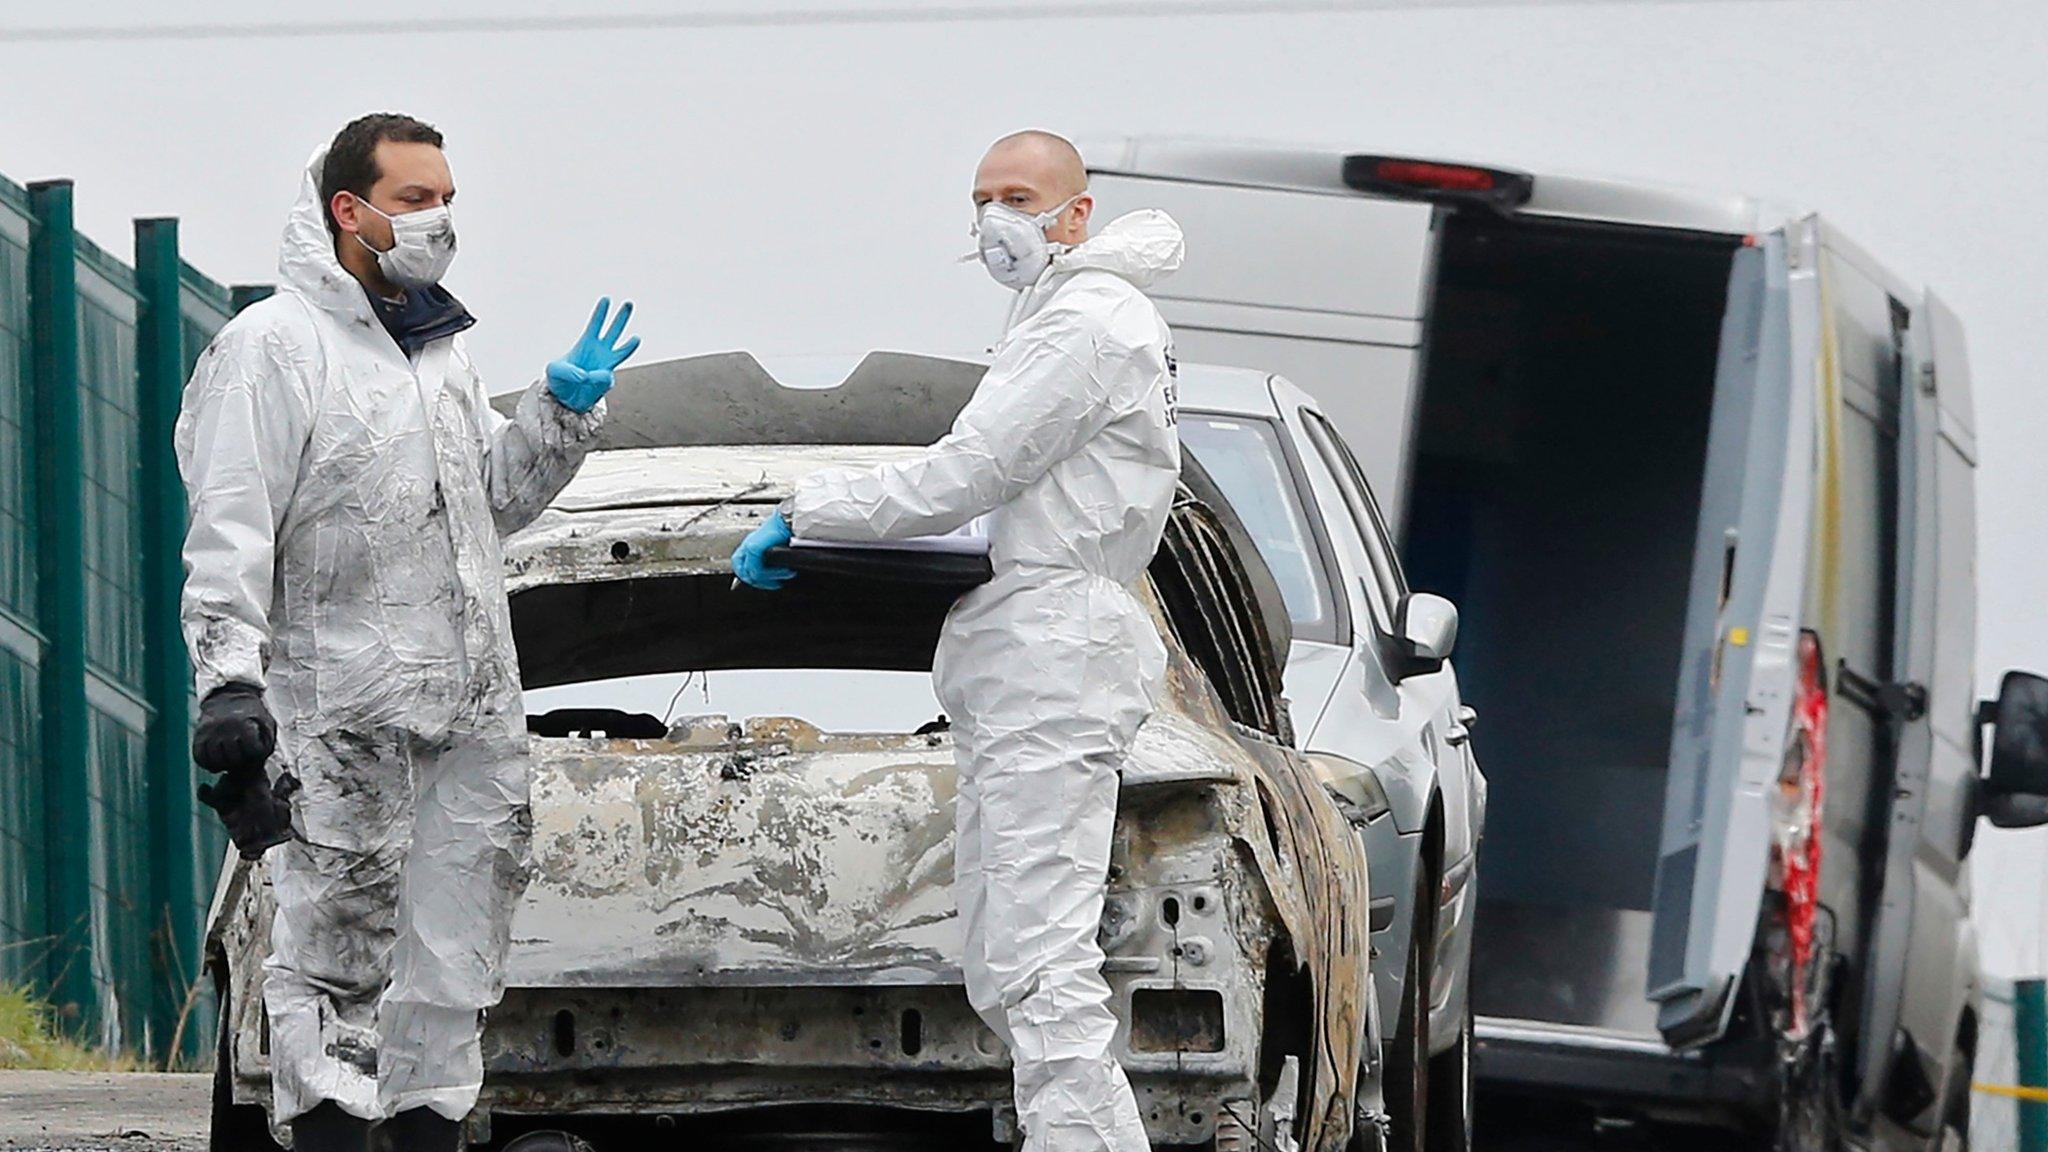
{"left": 2018, "top": 978, "right": 2048, "bottom": 1152}
{"left": 27, "top": 179, "right": 95, "bottom": 1039}
{"left": 133, "top": 217, "right": 202, "bottom": 1068}
{"left": 229, "top": 284, "right": 273, "bottom": 313}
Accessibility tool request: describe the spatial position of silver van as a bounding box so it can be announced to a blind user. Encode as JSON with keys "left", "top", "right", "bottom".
{"left": 1081, "top": 137, "right": 2048, "bottom": 1149}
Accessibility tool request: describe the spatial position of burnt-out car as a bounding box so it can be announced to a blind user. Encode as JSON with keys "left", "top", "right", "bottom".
{"left": 205, "top": 352, "right": 1387, "bottom": 1152}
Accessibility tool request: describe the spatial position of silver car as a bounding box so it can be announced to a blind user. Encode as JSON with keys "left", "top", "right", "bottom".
{"left": 1176, "top": 367, "right": 1487, "bottom": 1152}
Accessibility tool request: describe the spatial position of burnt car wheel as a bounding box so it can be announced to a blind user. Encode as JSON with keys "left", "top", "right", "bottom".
{"left": 211, "top": 989, "right": 283, "bottom": 1152}
{"left": 1385, "top": 867, "right": 1435, "bottom": 1152}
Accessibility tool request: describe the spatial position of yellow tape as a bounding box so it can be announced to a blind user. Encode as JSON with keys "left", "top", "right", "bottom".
{"left": 1973, "top": 1082, "right": 2048, "bottom": 1102}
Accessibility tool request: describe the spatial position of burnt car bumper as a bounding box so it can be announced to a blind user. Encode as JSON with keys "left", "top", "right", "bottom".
{"left": 483, "top": 971, "right": 1262, "bottom": 1148}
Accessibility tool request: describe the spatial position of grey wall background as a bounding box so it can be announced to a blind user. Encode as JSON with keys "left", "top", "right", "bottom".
{"left": 3, "top": 0, "right": 2042, "bottom": 970}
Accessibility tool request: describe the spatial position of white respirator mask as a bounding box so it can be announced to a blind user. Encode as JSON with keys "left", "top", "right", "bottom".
{"left": 352, "top": 197, "right": 457, "bottom": 288}
{"left": 968, "top": 193, "right": 1084, "bottom": 291}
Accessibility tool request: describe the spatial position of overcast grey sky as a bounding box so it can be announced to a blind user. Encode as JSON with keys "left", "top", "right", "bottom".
{"left": 3, "top": 0, "right": 2043, "bottom": 968}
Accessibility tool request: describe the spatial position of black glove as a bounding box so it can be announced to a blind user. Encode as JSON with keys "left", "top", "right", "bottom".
{"left": 193, "top": 682, "right": 276, "bottom": 776}
{"left": 198, "top": 767, "right": 300, "bottom": 860}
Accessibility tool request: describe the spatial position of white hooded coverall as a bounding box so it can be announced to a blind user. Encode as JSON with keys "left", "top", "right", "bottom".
{"left": 176, "top": 150, "right": 602, "bottom": 1125}
{"left": 792, "top": 210, "right": 1186, "bottom": 1152}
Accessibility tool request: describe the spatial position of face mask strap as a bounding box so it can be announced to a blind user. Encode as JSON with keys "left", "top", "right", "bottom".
{"left": 349, "top": 193, "right": 397, "bottom": 225}
{"left": 345, "top": 193, "right": 397, "bottom": 258}
{"left": 1037, "top": 191, "right": 1085, "bottom": 228}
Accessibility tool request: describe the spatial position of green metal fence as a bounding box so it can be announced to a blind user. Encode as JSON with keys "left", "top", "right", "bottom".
{"left": 0, "top": 180, "right": 40, "bottom": 997}
{"left": 0, "top": 172, "right": 257, "bottom": 1066}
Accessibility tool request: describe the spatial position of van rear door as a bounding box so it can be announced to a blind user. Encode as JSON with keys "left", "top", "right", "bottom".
{"left": 1084, "top": 172, "right": 1436, "bottom": 520}
{"left": 1845, "top": 287, "right": 1975, "bottom": 1127}
{"left": 1645, "top": 223, "right": 1823, "bottom": 1046}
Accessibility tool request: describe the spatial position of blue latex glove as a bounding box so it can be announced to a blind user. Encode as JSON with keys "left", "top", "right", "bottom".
{"left": 546, "top": 297, "right": 641, "bottom": 413}
{"left": 731, "top": 512, "right": 796, "bottom": 590}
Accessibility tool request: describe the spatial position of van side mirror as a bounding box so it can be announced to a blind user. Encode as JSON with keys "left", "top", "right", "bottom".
{"left": 1396, "top": 593, "right": 1458, "bottom": 680}
{"left": 1979, "top": 671, "right": 2048, "bottom": 829}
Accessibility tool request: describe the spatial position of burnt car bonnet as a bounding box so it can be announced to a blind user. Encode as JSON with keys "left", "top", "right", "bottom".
{"left": 492, "top": 351, "right": 1291, "bottom": 664}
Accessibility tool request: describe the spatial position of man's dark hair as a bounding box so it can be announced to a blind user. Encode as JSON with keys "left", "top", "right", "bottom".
{"left": 320, "top": 113, "right": 445, "bottom": 238}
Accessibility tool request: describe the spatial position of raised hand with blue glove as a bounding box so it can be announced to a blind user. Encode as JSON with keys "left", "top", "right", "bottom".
{"left": 546, "top": 297, "right": 641, "bottom": 413}
{"left": 731, "top": 510, "right": 796, "bottom": 590}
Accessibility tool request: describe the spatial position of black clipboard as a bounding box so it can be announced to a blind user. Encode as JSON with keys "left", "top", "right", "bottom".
{"left": 762, "top": 544, "right": 993, "bottom": 589}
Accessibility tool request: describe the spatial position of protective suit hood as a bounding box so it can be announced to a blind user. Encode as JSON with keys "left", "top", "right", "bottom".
{"left": 1050, "top": 208, "right": 1184, "bottom": 289}
{"left": 278, "top": 147, "right": 383, "bottom": 321}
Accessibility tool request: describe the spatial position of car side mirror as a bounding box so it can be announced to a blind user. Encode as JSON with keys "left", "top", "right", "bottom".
{"left": 1979, "top": 670, "right": 2048, "bottom": 829}
{"left": 1396, "top": 592, "right": 1458, "bottom": 680}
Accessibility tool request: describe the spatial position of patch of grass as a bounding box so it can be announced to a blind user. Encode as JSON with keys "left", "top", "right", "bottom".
{"left": 0, "top": 982, "right": 138, "bottom": 1071}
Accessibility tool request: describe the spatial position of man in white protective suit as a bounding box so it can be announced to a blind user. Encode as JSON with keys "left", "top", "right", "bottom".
{"left": 731, "top": 129, "right": 1185, "bottom": 1152}
{"left": 177, "top": 113, "right": 639, "bottom": 1152}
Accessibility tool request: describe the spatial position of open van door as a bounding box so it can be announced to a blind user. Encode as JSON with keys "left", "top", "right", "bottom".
{"left": 1083, "top": 160, "right": 1438, "bottom": 518}
{"left": 1645, "top": 224, "right": 1823, "bottom": 1046}
{"left": 1844, "top": 288, "right": 1976, "bottom": 1129}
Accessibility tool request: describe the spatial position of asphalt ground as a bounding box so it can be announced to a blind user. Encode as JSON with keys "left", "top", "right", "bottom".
{"left": 0, "top": 1072, "right": 1757, "bottom": 1151}
{"left": 0, "top": 1072, "right": 208, "bottom": 1152}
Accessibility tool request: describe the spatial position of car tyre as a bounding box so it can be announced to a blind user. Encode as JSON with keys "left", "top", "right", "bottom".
{"left": 1936, "top": 1042, "right": 1971, "bottom": 1152}
{"left": 1425, "top": 1003, "right": 1473, "bottom": 1152}
{"left": 211, "top": 985, "right": 283, "bottom": 1152}
{"left": 1385, "top": 867, "right": 1435, "bottom": 1152}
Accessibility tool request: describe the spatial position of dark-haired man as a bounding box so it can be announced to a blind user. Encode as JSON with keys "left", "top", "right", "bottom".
{"left": 177, "top": 113, "right": 639, "bottom": 1151}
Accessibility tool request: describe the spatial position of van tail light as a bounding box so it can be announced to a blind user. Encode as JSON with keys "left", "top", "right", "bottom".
{"left": 1372, "top": 160, "right": 1496, "bottom": 191}
{"left": 1341, "top": 154, "right": 1535, "bottom": 211}
{"left": 1769, "top": 629, "right": 1830, "bottom": 1037}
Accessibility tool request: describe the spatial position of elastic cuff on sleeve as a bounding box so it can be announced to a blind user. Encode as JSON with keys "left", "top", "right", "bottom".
{"left": 190, "top": 615, "right": 269, "bottom": 700}
{"left": 524, "top": 379, "right": 607, "bottom": 448}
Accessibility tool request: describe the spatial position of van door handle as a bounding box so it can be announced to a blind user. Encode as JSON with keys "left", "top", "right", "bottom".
{"left": 1445, "top": 726, "right": 1470, "bottom": 747}
{"left": 1446, "top": 706, "right": 1476, "bottom": 746}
